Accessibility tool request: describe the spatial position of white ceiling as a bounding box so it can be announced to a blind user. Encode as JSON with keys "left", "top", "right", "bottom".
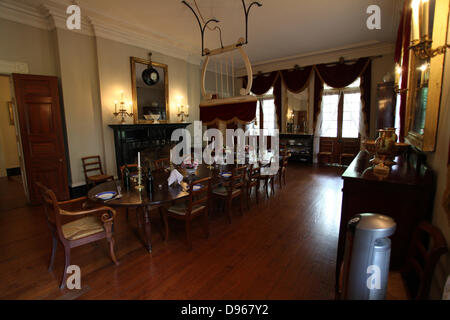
{"left": 26, "top": 0, "right": 403, "bottom": 65}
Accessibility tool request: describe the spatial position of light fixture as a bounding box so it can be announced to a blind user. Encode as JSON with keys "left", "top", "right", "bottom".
{"left": 410, "top": 0, "right": 449, "bottom": 59}
{"left": 394, "top": 64, "right": 407, "bottom": 94}
{"left": 176, "top": 96, "right": 189, "bottom": 122}
{"left": 113, "top": 91, "right": 133, "bottom": 124}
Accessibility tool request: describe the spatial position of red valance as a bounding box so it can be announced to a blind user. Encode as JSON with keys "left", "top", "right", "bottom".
{"left": 280, "top": 66, "right": 313, "bottom": 93}
{"left": 315, "top": 58, "right": 370, "bottom": 89}
{"left": 200, "top": 100, "right": 257, "bottom": 125}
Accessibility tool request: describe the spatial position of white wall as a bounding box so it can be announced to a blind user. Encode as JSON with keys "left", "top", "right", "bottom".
{"left": 0, "top": 18, "right": 203, "bottom": 188}
{"left": 94, "top": 37, "right": 201, "bottom": 179}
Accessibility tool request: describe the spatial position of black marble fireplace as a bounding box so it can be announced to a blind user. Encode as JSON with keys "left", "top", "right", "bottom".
{"left": 109, "top": 123, "right": 190, "bottom": 174}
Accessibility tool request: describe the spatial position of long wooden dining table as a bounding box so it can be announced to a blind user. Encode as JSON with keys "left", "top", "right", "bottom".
{"left": 88, "top": 164, "right": 237, "bottom": 252}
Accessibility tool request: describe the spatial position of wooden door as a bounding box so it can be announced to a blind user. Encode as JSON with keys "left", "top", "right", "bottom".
{"left": 12, "top": 74, "right": 69, "bottom": 204}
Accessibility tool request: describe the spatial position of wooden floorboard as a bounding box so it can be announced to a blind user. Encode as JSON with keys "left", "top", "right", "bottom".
{"left": 0, "top": 164, "right": 345, "bottom": 299}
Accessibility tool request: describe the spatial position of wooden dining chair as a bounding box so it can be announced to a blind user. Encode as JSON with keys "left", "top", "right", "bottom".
{"left": 35, "top": 182, "right": 119, "bottom": 289}
{"left": 246, "top": 164, "right": 260, "bottom": 209}
{"left": 82, "top": 155, "right": 114, "bottom": 190}
{"left": 278, "top": 154, "right": 290, "bottom": 189}
{"left": 163, "top": 176, "right": 212, "bottom": 250}
{"left": 120, "top": 163, "right": 138, "bottom": 180}
{"left": 153, "top": 157, "right": 170, "bottom": 171}
{"left": 213, "top": 165, "right": 247, "bottom": 223}
{"left": 258, "top": 157, "right": 277, "bottom": 198}
{"left": 388, "top": 221, "right": 448, "bottom": 300}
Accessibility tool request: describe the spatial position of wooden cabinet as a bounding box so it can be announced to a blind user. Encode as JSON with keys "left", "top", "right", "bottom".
{"left": 280, "top": 134, "right": 313, "bottom": 164}
{"left": 336, "top": 150, "right": 434, "bottom": 292}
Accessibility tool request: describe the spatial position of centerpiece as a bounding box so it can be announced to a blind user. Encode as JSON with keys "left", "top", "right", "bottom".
{"left": 181, "top": 157, "right": 199, "bottom": 175}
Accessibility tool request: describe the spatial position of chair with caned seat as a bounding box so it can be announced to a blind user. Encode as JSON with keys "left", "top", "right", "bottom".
{"left": 82, "top": 155, "right": 114, "bottom": 190}
{"left": 213, "top": 165, "right": 247, "bottom": 223}
{"left": 257, "top": 157, "right": 277, "bottom": 198}
{"left": 246, "top": 164, "right": 260, "bottom": 209}
{"left": 318, "top": 139, "right": 334, "bottom": 165}
{"left": 35, "top": 182, "right": 118, "bottom": 289}
{"left": 339, "top": 139, "right": 360, "bottom": 166}
{"left": 163, "top": 176, "right": 211, "bottom": 250}
{"left": 278, "top": 153, "right": 290, "bottom": 188}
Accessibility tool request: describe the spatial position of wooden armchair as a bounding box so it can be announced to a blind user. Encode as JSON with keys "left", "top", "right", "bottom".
{"left": 82, "top": 155, "right": 114, "bottom": 189}
{"left": 120, "top": 163, "right": 138, "bottom": 180}
{"left": 163, "top": 176, "right": 212, "bottom": 250}
{"left": 246, "top": 164, "right": 260, "bottom": 209}
{"left": 36, "top": 182, "right": 119, "bottom": 289}
{"left": 318, "top": 138, "right": 334, "bottom": 165}
{"left": 213, "top": 165, "right": 247, "bottom": 223}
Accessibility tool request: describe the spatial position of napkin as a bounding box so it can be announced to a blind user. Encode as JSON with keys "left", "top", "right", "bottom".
{"left": 168, "top": 169, "right": 183, "bottom": 186}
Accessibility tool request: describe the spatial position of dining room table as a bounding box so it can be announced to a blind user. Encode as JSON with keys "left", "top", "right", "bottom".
{"left": 88, "top": 163, "right": 239, "bottom": 252}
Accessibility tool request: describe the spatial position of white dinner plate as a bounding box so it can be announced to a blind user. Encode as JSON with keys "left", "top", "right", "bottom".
{"left": 95, "top": 191, "right": 117, "bottom": 200}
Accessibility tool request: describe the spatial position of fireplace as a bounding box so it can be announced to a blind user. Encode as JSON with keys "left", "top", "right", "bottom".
{"left": 109, "top": 123, "right": 190, "bottom": 174}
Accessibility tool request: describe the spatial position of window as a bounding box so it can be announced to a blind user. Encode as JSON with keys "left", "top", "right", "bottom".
{"left": 320, "top": 78, "right": 361, "bottom": 139}
{"left": 248, "top": 87, "right": 277, "bottom": 135}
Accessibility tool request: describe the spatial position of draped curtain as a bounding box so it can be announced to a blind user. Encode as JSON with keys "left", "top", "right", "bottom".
{"left": 313, "top": 57, "right": 371, "bottom": 137}
{"left": 244, "top": 67, "right": 314, "bottom": 131}
{"left": 199, "top": 100, "right": 257, "bottom": 125}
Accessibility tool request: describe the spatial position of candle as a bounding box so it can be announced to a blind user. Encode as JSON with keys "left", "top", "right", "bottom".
{"left": 114, "top": 100, "right": 118, "bottom": 113}
{"left": 411, "top": 0, "right": 421, "bottom": 42}
{"left": 421, "top": 0, "right": 429, "bottom": 40}
{"left": 138, "top": 152, "right": 141, "bottom": 168}
{"left": 120, "top": 90, "right": 124, "bottom": 102}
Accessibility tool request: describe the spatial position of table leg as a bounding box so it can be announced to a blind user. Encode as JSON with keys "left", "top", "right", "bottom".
{"left": 142, "top": 206, "right": 152, "bottom": 253}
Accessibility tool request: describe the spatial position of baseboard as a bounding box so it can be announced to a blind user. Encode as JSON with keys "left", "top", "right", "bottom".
{"left": 6, "top": 167, "right": 20, "bottom": 176}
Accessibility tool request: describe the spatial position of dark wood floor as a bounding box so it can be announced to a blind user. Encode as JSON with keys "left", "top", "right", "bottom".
{"left": 0, "top": 164, "right": 345, "bottom": 299}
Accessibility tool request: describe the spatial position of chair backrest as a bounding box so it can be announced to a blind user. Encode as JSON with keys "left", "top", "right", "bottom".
{"left": 341, "top": 139, "right": 360, "bottom": 155}
{"left": 281, "top": 154, "right": 289, "bottom": 169}
{"left": 35, "top": 182, "right": 64, "bottom": 237}
{"left": 186, "top": 176, "right": 211, "bottom": 216}
{"left": 229, "top": 165, "right": 247, "bottom": 191}
{"left": 120, "top": 164, "right": 138, "bottom": 180}
{"left": 402, "top": 221, "right": 448, "bottom": 299}
{"left": 247, "top": 164, "right": 260, "bottom": 183}
{"left": 153, "top": 158, "right": 170, "bottom": 171}
{"left": 319, "top": 139, "right": 334, "bottom": 153}
{"left": 82, "top": 155, "right": 104, "bottom": 179}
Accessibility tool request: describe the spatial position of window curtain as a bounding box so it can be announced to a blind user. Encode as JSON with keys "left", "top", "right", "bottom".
{"left": 199, "top": 100, "right": 258, "bottom": 125}
{"left": 243, "top": 71, "right": 282, "bottom": 129}
{"left": 394, "top": 0, "right": 411, "bottom": 142}
{"left": 360, "top": 61, "right": 371, "bottom": 138}
{"left": 313, "top": 72, "right": 324, "bottom": 132}
{"left": 313, "top": 57, "right": 371, "bottom": 136}
{"left": 280, "top": 66, "right": 313, "bottom": 93}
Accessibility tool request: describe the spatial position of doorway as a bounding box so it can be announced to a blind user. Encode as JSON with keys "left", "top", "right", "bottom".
{"left": 318, "top": 79, "right": 362, "bottom": 166}
{"left": 0, "top": 75, "right": 27, "bottom": 211}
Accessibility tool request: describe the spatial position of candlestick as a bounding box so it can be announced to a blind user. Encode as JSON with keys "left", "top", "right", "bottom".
{"left": 135, "top": 166, "right": 144, "bottom": 191}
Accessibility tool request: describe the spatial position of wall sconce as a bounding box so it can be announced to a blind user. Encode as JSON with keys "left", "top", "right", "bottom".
{"left": 177, "top": 104, "right": 189, "bottom": 122}
{"left": 113, "top": 91, "right": 133, "bottom": 124}
{"left": 394, "top": 64, "right": 408, "bottom": 94}
{"left": 410, "top": 0, "right": 449, "bottom": 59}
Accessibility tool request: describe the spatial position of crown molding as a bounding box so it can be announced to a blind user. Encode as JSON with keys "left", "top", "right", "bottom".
{"left": 235, "top": 41, "right": 396, "bottom": 77}
{"left": 1, "top": 0, "right": 202, "bottom": 65}
{"left": 0, "top": 0, "right": 51, "bottom": 30}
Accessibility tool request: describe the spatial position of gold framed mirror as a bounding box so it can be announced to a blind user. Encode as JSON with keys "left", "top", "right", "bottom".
{"left": 405, "top": 0, "right": 449, "bottom": 151}
{"left": 130, "top": 56, "right": 169, "bottom": 124}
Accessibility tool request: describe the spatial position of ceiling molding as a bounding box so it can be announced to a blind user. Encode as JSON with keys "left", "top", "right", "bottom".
{"left": 236, "top": 41, "right": 396, "bottom": 77}
{"left": 0, "top": 0, "right": 51, "bottom": 30}
{"left": 1, "top": 0, "right": 202, "bottom": 65}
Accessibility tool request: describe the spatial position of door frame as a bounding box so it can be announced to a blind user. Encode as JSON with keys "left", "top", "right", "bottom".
{"left": 0, "top": 73, "right": 28, "bottom": 200}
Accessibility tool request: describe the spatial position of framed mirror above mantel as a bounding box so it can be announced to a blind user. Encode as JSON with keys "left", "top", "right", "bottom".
{"left": 130, "top": 56, "right": 169, "bottom": 124}
{"left": 405, "top": 0, "right": 449, "bottom": 151}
